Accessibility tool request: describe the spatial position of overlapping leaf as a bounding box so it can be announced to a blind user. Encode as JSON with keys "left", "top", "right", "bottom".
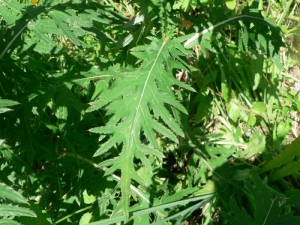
{"left": 88, "top": 36, "right": 194, "bottom": 216}
{"left": 260, "top": 136, "right": 300, "bottom": 181}
{"left": 0, "top": 1, "right": 115, "bottom": 56}
{"left": 0, "top": 182, "right": 36, "bottom": 224}
{"left": 223, "top": 171, "right": 300, "bottom": 225}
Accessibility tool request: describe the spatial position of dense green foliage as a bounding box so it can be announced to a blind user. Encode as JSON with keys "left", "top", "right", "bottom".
{"left": 1, "top": 0, "right": 300, "bottom": 224}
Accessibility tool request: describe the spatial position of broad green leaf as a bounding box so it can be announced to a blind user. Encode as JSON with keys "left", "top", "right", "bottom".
{"left": 133, "top": 214, "right": 149, "bottom": 225}
{"left": 193, "top": 180, "right": 215, "bottom": 196}
{"left": 136, "top": 167, "right": 152, "bottom": 187}
{"left": 0, "top": 183, "right": 28, "bottom": 204}
{"left": 31, "top": 19, "right": 64, "bottom": 36}
{"left": 260, "top": 136, "right": 300, "bottom": 172}
{"left": 232, "top": 169, "right": 251, "bottom": 181}
{"left": 276, "top": 120, "right": 291, "bottom": 139}
{"left": 83, "top": 190, "right": 96, "bottom": 204}
{"left": 243, "top": 131, "right": 265, "bottom": 158}
{"left": 268, "top": 159, "right": 300, "bottom": 181}
{"left": 3, "top": 0, "right": 24, "bottom": 12}
{"left": 251, "top": 102, "right": 266, "bottom": 114}
{"left": 0, "top": 5, "right": 19, "bottom": 25}
{"left": 33, "top": 43, "right": 61, "bottom": 54}
{"left": 49, "top": 11, "right": 82, "bottom": 46}
{"left": 257, "top": 33, "right": 267, "bottom": 51}
{"left": 225, "top": 0, "right": 236, "bottom": 10}
{"left": 227, "top": 101, "right": 240, "bottom": 123}
{"left": 88, "top": 37, "right": 193, "bottom": 217}
{"left": 246, "top": 113, "right": 256, "bottom": 128}
{"left": 80, "top": 213, "right": 93, "bottom": 225}
{"left": 31, "top": 27, "right": 57, "bottom": 45}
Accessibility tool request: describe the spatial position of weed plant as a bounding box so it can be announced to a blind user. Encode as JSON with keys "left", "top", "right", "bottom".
{"left": 0, "top": 0, "right": 300, "bottom": 224}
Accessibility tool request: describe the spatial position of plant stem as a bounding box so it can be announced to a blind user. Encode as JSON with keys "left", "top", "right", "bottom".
{"left": 53, "top": 205, "right": 92, "bottom": 224}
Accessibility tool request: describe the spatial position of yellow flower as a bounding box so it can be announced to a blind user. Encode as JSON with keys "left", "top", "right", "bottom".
{"left": 31, "top": 0, "right": 39, "bottom": 5}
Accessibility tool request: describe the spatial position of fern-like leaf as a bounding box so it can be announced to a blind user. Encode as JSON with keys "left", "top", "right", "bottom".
{"left": 0, "top": 183, "right": 27, "bottom": 204}
{"left": 88, "top": 36, "right": 194, "bottom": 217}
{"left": 0, "top": 205, "right": 36, "bottom": 218}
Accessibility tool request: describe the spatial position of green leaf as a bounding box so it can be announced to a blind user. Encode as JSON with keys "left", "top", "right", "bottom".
{"left": 83, "top": 190, "right": 96, "bottom": 204}
{"left": 225, "top": 0, "right": 236, "bottom": 10}
{"left": 260, "top": 136, "right": 300, "bottom": 173}
{"left": 223, "top": 198, "right": 253, "bottom": 225}
{"left": 227, "top": 101, "right": 240, "bottom": 123}
{"left": 243, "top": 131, "right": 265, "bottom": 158}
{"left": 193, "top": 180, "right": 215, "bottom": 196}
{"left": 0, "top": 5, "right": 19, "bottom": 25}
{"left": 0, "top": 205, "right": 36, "bottom": 217}
{"left": 0, "top": 108, "right": 13, "bottom": 114}
{"left": 0, "top": 99, "right": 19, "bottom": 114}
{"left": 49, "top": 11, "right": 82, "bottom": 46}
{"left": 251, "top": 102, "right": 266, "bottom": 114}
{"left": 268, "top": 159, "right": 300, "bottom": 181}
{"left": 276, "top": 120, "right": 291, "bottom": 139}
{"left": 88, "top": 37, "right": 193, "bottom": 217}
{"left": 17, "top": 202, "right": 51, "bottom": 225}
{"left": 55, "top": 105, "right": 68, "bottom": 132}
{"left": 223, "top": 170, "right": 300, "bottom": 224}
{"left": 221, "top": 82, "right": 230, "bottom": 103}
{"left": 0, "top": 99, "right": 19, "bottom": 107}
{"left": 0, "top": 183, "right": 28, "bottom": 204}
{"left": 0, "top": 219, "right": 21, "bottom": 225}
{"left": 3, "top": 0, "right": 24, "bottom": 12}
{"left": 80, "top": 212, "right": 93, "bottom": 225}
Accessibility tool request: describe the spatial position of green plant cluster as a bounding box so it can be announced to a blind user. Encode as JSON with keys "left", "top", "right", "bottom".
{"left": 1, "top": 0, "right": 300, "bottom": 224}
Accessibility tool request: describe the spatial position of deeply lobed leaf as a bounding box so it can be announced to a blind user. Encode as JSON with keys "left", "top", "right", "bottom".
{"left": 88, "top": 36, "right": 194, "bottom": 216}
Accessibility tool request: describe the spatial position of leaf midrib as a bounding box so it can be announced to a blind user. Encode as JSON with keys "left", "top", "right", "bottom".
{"left": 130, "top": 39, "right": 168, "bottom": 136}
